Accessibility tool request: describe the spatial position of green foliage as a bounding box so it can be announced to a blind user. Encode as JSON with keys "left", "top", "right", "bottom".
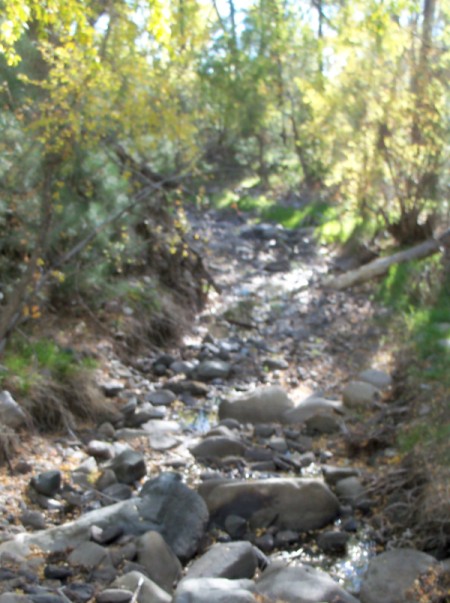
{"left": 0, "top": 338, "right": 96, "bottom": 394}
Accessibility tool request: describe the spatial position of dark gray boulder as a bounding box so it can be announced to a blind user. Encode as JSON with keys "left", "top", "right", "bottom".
{"left": 360, "top": 549, "right": 438, "bottom": 603}
{"left": 30, "top": 471, "right": 61, "bottom": 497}
{"left": 200, "top": 478, "right": 339, "bottom": 532}
{"left": 189, "top": 436, "right": 247, "bottom": 460}
{"left": 110, "top": 450, "right": 146, "bottom": 485}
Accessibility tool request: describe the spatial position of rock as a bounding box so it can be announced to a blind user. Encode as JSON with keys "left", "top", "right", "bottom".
{"left": 30, "top": 471, "right": 61, "bottom": 497}
{"left": 0, "top": 391, "right": 27, "bottom": 429}
{"left": 185, "top": 541, "right": 258, "bottom": 581}
{"left": 136, "top": 531, "right": 182, "bottom": 592}
{"left": 98, "top": 422, "right": 116, "bottom": 439}
{"left": 96, "top": 590, "right": 133, "bottom": 603}
{"left": 68, "top": 541, "right": 108, "bottom": 569}
{"left": 126, "top": 405, "right": 166, "bottom": 427}
{"left": 224, "top": 515, "right": 247, "bottom": 539}
{"left": 100, "top": 381, "right": 124, "bottom": 397}
{"left": 0, "top": 475, "right": 207, "bottom": 564}
{"left": 360, "top": 549, "right": 438, "bottom": 603}
{"left": 146, "top": 390, "right": 177, "bottom": 406}
{"left": 173, "top": 578, "right": 256, "bottom": 603}
{"left": 305, "top": 412, "right": 341, "bottom": 434}
{"left": 196, "top": 360, "right": 231, "bottom": 381}
{"left": 165, "top": 381, "right": 209, "bottom": 397}
{"left": 358, "top": 369, "right": 392, "bottom": 391}
{"left": 189, "top": 436, "right": 247, "bottom": 460}
{"left": 20, "top": 510, "right": 46, "bottom": 531}
{"left": 263, "top": 358, "right": 289, "bottom": 370}
{"left": 219, "top": 386, "right": 295, "bottom": 424}
{"left": 253, "top": 561, "right": 359, "bottom": 603}
{"left": 335, "top": 476, "right": 365, "bottom": 505}
{"left": 61, "top": 583, "right": 95, "bottom": 603}
{"left": 282, "top": 397, "right": 343, "bottom": 424}
{"left": 142, "top": 420, "right": 181, "bottom": 450}
{"left": 0, "top": 596, "right": 33, "bottom": 603}
{"left": 317, "top": 530, "right": 349, "bottom": 554}
{"left": 322, "top": 465, "right": 360, "bottom": 486}
{"left": 253, "top": 533, "right": 274, "bottom": 553}
{"left": 90, "top": 524, "right": 123, "bottom": 545}
{"left": 102, "top": 483, "right": 133, "bottom": 500}
{"left": 73, "top": 456, "right": 98, "bottom": 475}
{"left": 87, "top": 440, "right": 114, "bottom": 461}
{"left": 201, "top": 478, "right": 339, "bottom": 532}
{"left": 342, "top": 381, "right": 380, "bottom": 408}
{"left": 95, "top": 469, "right": 118, "bottom": 491}
{"left": 110, "top": 450, "right": 146, "bottom": 484}
{"left": 112, "top": 572, "right": 171, "bottom": 603}
{"left": 44, "top": 565, "right": 73, "bottom": 580}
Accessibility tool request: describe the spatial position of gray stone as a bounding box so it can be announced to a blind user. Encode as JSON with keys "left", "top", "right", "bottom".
{"left": 95, "top": 469, "right": 117, "bottom": 491}
{"left": 317, "top": 530, "right": 349, "bottom": 554}
{"left": 20, "top": 510, "right": 46, "bottom": 530}
{"left": 322, "top": 465, "right": 360, "bottom": 486}
{"left": 74, "top": 456, "right": 98, "bottom": 475}
{"left": 305, "top": 412, "right": 341, "bottom": 434}
{"left": 190, "top": 437, "right": 246, "bottom": 460}
{"left": 62, "top": 583, "right": 94, "bottom": 603}
{"left": 263, "top": 358, "right": 289, "bottom": 370}
{"left": 185, "top": 541, "right": 258, "bottom": 581}
{"left": 342, "top": 381, "right": 380, "bottom": 408}
{"left": 146, "top": 390, "right": 177, "bottom": 406}
{"left": 173, "top": 578, "right": 255, "bottom": 603}
{"left": 30, "top": 471, "right": 61, "bottom": 497}
{"left": 110, "top": 450, "right": 146, "bottom": 484}
{"left": 200, "top": 478, "right": 339, "bottom": 532}
{"left": 96, "top": 590, "right": 133, "bottom": 603}
{"left": 196, "top": 360, "right": 231, "bottom": 381}
{"left": 358, "top": 369, "right": 392, "bottom": 390}
{"left": 97, "top": 422, "right": 116, "bottom": 439}
{"left": 165, "top": 380, "right": 209, "bottom": 397}
{"left": 87, "top": 440, "right": 114, "bottom": 461}
{"left": 282, "top": 397, "right": 343, "bottom": 424}
{"left": 136, "top": 531, "right": 182, "bottom": 592}
{"left": 100, "top": 381, "right": 124, "bottom": 397}
{"left": 360, "top": 549, "right": 438, "bottom": 603}
{"left": 0, "top": 390, "right": 27, "bottom": 429}
{"left": 68, "top": 541, "right": 108, "bottom": 569}
{"left": 335, "top": 476, "right": 365, "bottom": 505}
{"left": 253, "top": 561, "right": 359, "bottom": 602}
{"left": 102, "top": 483, "right": 133, "bottom": 500}
{"left": 0, "top": 596, "right": 33, "bottom": 603}
{"left": 0, "top": 475, "right": 208, "bottom": 564}
{"left": 112, "top": 572, "right": 171, "bottom": 603}
{"left": 219, "top": 386, "right": 295, "bottom": 424}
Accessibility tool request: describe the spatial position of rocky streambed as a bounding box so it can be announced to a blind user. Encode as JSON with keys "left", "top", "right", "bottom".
{"left": 0, "top": 210, "right": 448, "bottom": 603}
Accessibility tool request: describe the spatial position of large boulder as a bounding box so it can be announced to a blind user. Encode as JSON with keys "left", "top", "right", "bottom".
{"left": 342, "top": 381, "right": 380, "bottom": 408}
{"left": 200, "top": 478, "right": 339, "bottom": 532}
{"left": 219, "top": 386, "right": 294, "bottom": 424}
{"left": 282, "top": 396, "right": 343, "bottom": 424}
{"left": 252, "top": 561, "right": 359, "bottom": 603}
{"left": 184, "top": 541, "right": 258, "bottom": 581}
{"left": 136, "top": 531, "right": 182, "bottom": 592}
{"left": 173, "top": 578, "right": 256, "bottom": 603}
{"left": 360, "top": 549, "right": 438, "bottom": 603}
{"left": 0, "top": 474, "right": 208, "bottom": 563}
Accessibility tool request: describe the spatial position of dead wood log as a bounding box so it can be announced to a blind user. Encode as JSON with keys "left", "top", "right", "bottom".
{"left": 324, "top": 229, "right": 450, "bottom": 290}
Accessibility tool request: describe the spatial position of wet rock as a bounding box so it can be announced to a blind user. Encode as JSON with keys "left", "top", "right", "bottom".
{"left": 335, "top": 476, "right": 365, "bottom": 505}
{"left": 358, "top": 369, "right": 392, "bottom": 391}
{"left": 169, "top": 360, "right": 195, "bottom": 375}
{"left": 322, "top": 465, "right": 360, "bottom": 486}
{"left": 195, "top": 360, "right": 231, "bottom": 381}
{"left": 219, "top": 386, "right": 295, "bottom": 424}
{"left": 136, "top": 531, "right": 182, "bottom": 592}
{"left": 30, "top": 471, "right": 61, "bottom": 497}
{"left": 112, "top": 572, "right": 171, "bottom": 603}
{"left": 0, "top": 391, "right": 27, "bottom": 429}
{"left": 253, "top": 561, "right": 359, "bottom": 603}
{"left": 360, "top": 549, "right": 438, "bottom": 603}
{"left": 282, "top": 396, "right": 343, "bottom": 424}
{"left": 342, "top": 381, "right": 380, "bottom": 408}
{"left": 190, "top": 436, "right": 247, "bottom": 460}
{"left": 43, "top": 565, "right": 73, "bottom": 580}
{"left": 173, "top": 578, "right": 256, "bottom": 603}
{"left": 110, "top": 450, "right": 146, "bottom": 485}
{"left": 20, "top": 511, "right": 46, "bottom": 531}
{"left": 201, "top": 478, "right": 339, "bottom": 532}
{"left": 146, "top": 390, "right": 177, "bottom": 406}
{"left": 96, "top": 589, "right": 133, "bottom": 603}
{"left": 317, "top": 530, "right": 349, "bottom": 554}
{"left": 87, "top": 440, "right": 114, "bottom": 461}
{"left": 185, "top": 541, "right": 258, "bottom": 581}
{"left": 68, "top": 541, "right": 108, "bottom": 570}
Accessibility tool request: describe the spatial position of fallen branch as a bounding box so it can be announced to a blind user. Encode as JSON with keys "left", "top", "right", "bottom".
{"left": 323, "top": 229, "right": 450, "bottom": 290}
